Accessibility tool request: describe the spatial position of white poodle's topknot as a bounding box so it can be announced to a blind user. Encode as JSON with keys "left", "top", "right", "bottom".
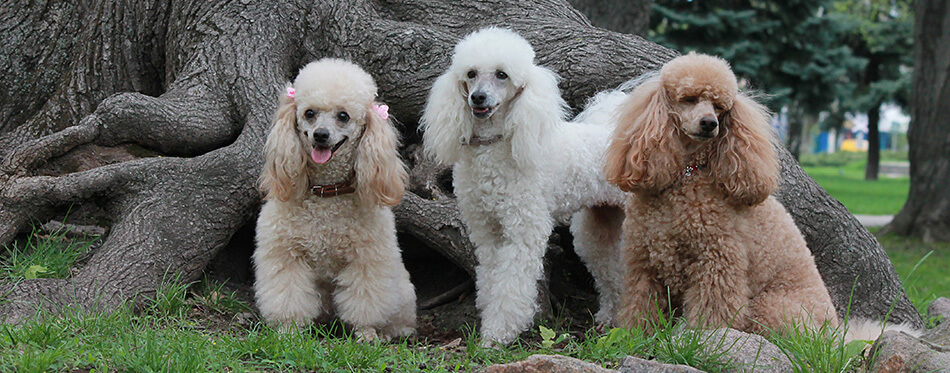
{"left": 450, "top": 27, "right": 535, "bottom": 87}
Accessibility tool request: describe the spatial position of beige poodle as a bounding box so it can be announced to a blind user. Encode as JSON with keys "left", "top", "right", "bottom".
{"left": 254, "top": 58, "right": 415, "bottom": 341}
{"left": 604, "top": 52, "right": 838, "bottom": 334}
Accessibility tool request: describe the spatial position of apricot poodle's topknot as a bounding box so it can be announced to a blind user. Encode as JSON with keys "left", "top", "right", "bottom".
{"left": 661, "top": 52, "right": 738, "bottom": 109}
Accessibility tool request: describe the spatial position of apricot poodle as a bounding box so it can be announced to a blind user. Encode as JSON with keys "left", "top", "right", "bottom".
{"left": 254, "top": 58, "right": 415, "bottom": 341}
{"left": 604, "top": 52, "right": 838, "bottom": 334}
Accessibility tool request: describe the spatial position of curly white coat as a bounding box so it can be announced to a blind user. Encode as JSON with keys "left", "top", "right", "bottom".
{"left": 422, "top": 28, "right": 626, "bottom": 345}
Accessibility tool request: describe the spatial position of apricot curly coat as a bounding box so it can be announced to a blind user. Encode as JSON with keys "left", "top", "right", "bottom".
{"left": 604, "top": 53, "right": 838, "bottom": 334}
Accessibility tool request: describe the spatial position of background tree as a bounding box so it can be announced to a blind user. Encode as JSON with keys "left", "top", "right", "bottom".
{"left": 568, "top": 0, "right": 652, "bottom": 36}
{"left": 829, "top": 0, "right": 914, "bottom": 181}
{"left": 649, "top": 0, "right": 865, "bottom": 159}
{"left": 0, "top": 0, "right": 921, "bottom": 329}
{"left": 884, "top": 0, "right": 950, "bottom": 242}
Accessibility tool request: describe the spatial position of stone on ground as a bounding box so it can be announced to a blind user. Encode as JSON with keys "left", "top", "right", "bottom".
{"left": 480, "top": 354, "right": 615, "bottom": 373}
{"left": 869, "top": 330, "right": 950, "bottom": 372}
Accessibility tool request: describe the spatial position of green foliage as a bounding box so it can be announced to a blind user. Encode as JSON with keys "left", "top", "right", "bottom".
{"left": 649, "top": 0, "right": 865, "bottom": 115}
{"left": 192, "top": 276, "right": 253, "bottom": 315}
{"left": 0, "top": 229, "right": 96, "bottom": 280}
{"left": 769, "top": 321, "right": 866, "bottom": 373}
{"left": 829, "top": 0, "right": 914, "bottom": 111}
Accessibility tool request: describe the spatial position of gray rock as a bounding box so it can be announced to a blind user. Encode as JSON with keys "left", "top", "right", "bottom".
{"left": 480, "top": 354, "right": 615, "bottom": 373}
{"left": 928, "top": 297, "right": 950, "bottom": 325}
{"left": 870, "top": 330, "right": 950, "bottom": 372}
{"left": 684, "top": 328, "right": 793, "bottom": 373}
{"left": 618, "top": 356, "right": 706, "bottom": 372}
{"left": 921, "top": 320, "right": 950, "bottom": 348}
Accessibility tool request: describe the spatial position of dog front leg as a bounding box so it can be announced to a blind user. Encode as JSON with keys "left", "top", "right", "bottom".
{"left": 334, "top": 246, "right": 412, "bottom": 342}
{"left": 683, "top": 246, "right": 752, "bottom": 331}
{"left": 618, "top": 254, "right": 666, "bottom": 334}
{"left": 253, "top": 242, "right": 324, "bottom": 331}
{"left": 475, "top": 213, "right": 553, "bottom": 347}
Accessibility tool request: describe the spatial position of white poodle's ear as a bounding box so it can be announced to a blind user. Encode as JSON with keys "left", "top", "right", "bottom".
{"left": 259, "top": 91, "right": 308, "bottom": 201}
{"left": 356, "top": 105, "right": 408, "bottom": 206}
{"left": 421, "top": 72, "right": 472, "bottom": 165}
{"left": 505, "top": 64, "right": 568, "bottom": 169}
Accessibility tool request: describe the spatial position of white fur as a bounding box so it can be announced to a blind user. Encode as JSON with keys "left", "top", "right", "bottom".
{"left": 254, "top": 59, "right": 415, "bottom": 341}
{"left": 421, "top": 27, "right": 627, "bottom": 346}
{"left": 844, "top": 318, "right": 923, "bottom": 341}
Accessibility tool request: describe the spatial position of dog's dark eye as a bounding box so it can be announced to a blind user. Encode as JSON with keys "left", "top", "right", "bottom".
{"left": 495, "top": 71, "right": 508, "bottom": 80}
{"left": 337, "top": 111, "right": 349, "bottom": 123}
{"left": 304, "top": 109, "right": 315, "bottom": 119}
{"left": 714, "top": 104, "right": 725, "bottom": 111}
{"left": 467, "top": 70, "right": 477, "bottom": 79}
{"left": 682, "top": 96, "right": 698, "bottom": 104}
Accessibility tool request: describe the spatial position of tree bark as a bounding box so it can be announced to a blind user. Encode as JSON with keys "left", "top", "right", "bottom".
{"left": 865, "top": 101, "right": 881, "bottom": 181}
{"left": 0, "top": 0, "right": 921, "bottom": 328}
{"left": 567, "top": 0, "right": 652, "bottom": 36}
{"left": 884, "top": 0, "right": 950, "bottom": 243}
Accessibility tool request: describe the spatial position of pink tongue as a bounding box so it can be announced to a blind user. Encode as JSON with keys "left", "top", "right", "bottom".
{"left": 311, "top": 148, "right": 332, "bottom": 164}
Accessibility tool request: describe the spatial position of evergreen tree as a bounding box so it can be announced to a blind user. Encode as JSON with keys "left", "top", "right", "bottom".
{"left": 830, "top": 0, "right": 914, "bottom": 180}
{"left": 649, "top": 0, "right": 865, "bottom": 159}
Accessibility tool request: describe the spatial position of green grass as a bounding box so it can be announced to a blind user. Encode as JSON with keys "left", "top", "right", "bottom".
{"left": 879, "top": 233, "right": 950, "bottom": 321}
{"left": 0, "top": 228, "right": 97, "bottom": 280}
{"left": 2, "top": 301, "right": 868, "bottom": 372}
{"left": 802, "top": 157, "right": 909, "bottom": 215}
{"left": 3, "top": 218, "right": 947, "bottom": 372}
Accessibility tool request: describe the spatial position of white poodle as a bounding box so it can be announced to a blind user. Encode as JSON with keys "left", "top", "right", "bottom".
{"left": 254, "top": 58, "right": 416, "bottom": 341}
{"left": 421, "top": 27, "right": 627, "bottom": 346}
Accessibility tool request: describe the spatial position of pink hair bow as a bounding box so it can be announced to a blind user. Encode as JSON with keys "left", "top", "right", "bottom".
{"left": 373, "top": 104, "right": 389, "bottom": 120}
{"left": 286, "top": 87, "right": 296, "bottom": 99}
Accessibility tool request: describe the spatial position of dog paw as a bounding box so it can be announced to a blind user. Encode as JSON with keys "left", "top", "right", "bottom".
{"left": 355, "top": 328, "right": 390, "bottom": 343}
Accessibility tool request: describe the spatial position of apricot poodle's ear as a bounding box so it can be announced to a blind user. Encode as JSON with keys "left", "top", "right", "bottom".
{"left": 259, "top": 91, "right": 307, "bottom": 201}
{"left": 421, "top": 72, "right": 472, "bottom": 165}
{"left": 356, "top": 104, "right": 408, "bottom": 206}
{"left": 710, "top": 92, "right": 779, "bottom": 205}
{"left": 604, "top": 79, "right": 683, "bottom": 193}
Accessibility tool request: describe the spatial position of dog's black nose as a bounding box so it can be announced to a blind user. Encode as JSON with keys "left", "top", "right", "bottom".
{"left": 313, "top": 128, "right": 330, "bottom": 143}
{"left": 471, "top": 91, "right": 487, "bottom": 105}
{"left": 700, "top": 116, "right": 718, "bottom": 132}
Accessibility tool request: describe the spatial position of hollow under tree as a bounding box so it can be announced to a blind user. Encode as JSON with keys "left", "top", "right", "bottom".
{"left": 0, "top": 0, "right": 922, "bottom": 328}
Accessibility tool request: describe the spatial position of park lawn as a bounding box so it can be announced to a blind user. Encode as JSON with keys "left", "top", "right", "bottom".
{"left": 879, "top": 233, "right": 950, "bottom": 320}
{"left": 802, "top": 160, "right": 909, "bottom": 216}
{"left": 1, "top": 231, "right": 872, "bottom": 372}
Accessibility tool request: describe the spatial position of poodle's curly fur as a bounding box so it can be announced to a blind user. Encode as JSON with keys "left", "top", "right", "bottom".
{"left": 422, "top": 27, "right": 626, "bottom": 345}
{"left": 254, "top": 58, "right": 415, "bottom": 341}
{"left": 604, "top": 52, "right": 838, "bottom": 334}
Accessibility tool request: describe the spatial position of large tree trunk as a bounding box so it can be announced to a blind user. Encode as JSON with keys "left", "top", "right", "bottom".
{"left": 885, "top": 0, "right": 950, "bottom": 242}
{"left": 567, "top": 0, "right": 652, "bottom": 36}
{"left": 0, "top": 0, "right": 921, "bottom": 329}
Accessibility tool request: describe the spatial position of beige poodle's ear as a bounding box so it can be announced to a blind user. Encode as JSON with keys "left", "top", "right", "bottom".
{"left": 604, "top": 79, "right": 683, "bottom": 193}
{"left": 259, "top": 92, "right": 308, "bottom": 201}
{"left": 356, "top": 104, "right": 408, "bottom": 206}
{"left": 710, "top": 92, "right": 779, "bottom": 206}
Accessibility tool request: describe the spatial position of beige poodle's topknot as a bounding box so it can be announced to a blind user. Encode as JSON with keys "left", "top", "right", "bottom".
{"left": 293, "top": 58, "right": 378, "bottom": 109}
{"left": 661, "top": 52, "right": 738, "bottom": 109}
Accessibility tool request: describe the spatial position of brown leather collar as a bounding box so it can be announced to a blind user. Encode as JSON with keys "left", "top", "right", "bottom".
{"left": 465, "top": 134, "right": 504, "bottom": 146}
{"left": 310, "top": 173, "right": 356, "bottom": 197}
